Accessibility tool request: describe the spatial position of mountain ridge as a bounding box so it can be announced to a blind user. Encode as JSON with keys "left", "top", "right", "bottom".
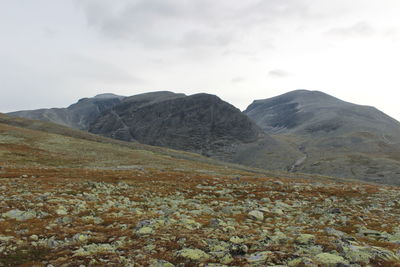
{"left": 8, "top": 93, "right": 125, "bottom": 130}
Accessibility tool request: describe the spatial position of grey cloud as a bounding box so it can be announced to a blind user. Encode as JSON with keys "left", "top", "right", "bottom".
{"left": 77, "top": 0, "right": 314, "bottom": 49}
{"left": 268, "top": 69, "right": 291, "bottom": 78}
{"left": 326, "top": 21, "right": 375, "bottom": 38}
{"left": 78, "top": 0, "right": 235, "bottom": 48}
{"left": 0, "top": 55, "right": 143, "bottom": 112}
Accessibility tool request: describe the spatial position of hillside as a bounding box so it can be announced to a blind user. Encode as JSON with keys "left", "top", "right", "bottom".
{"left": 8, "top": 94, "right": 124, "bottom": 130}
{"left": 245, "top": 90, "right": 400, "bottom": 184}
{"left": 1, "top": 113, "right": 400, "bottom": 266}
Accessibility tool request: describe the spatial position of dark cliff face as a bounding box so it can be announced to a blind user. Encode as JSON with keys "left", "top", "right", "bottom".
{"left": 8, "top": 94, "right": 124, "bottom": 130}
{"left": 89, "top": 93, "right": 264, "bottom": 156}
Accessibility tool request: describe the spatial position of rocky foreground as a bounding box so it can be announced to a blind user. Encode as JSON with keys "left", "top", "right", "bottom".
{"left": 1, "top": 167, "right": 400, "bottom": 266}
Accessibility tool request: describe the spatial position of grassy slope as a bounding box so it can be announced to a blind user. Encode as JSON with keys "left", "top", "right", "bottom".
{"left": 0, "top": 114, "right": 252, "bottom": 176}
{"left": 275, "top": 132, "right": 400, "bottom": 185}
{"left": 1, "top": 113, "right": 347, "bottom": 182}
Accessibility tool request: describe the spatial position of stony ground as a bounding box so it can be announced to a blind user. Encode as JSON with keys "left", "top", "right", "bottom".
{"left": 1, "top": 167, "right": 400, "bottom": 267}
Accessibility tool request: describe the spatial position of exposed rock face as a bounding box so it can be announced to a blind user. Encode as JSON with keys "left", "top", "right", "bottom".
{"left": 90, "top": 92, "right": 265, "bottom": 157}
{"left": 245, "top": 90, "right": 400, "bottom": 184}
{"left": 8, "top": 93, "right": 124, "bottom": 130}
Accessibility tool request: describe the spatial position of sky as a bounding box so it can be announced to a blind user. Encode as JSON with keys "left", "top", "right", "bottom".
{"left": 1, "top": 0, "right": 399, "bottom": 121}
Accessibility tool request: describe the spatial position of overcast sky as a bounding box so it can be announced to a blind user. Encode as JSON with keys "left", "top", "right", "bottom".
{"left": 1, "top": 0, "right": 399, "bottom": 120}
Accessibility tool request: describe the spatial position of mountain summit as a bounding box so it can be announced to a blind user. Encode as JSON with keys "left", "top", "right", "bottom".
{"left": 245, "top": 89, "right": 400, "bottom": 139}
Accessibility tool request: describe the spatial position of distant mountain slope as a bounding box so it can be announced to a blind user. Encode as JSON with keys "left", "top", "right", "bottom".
{"left": 245, "top": 90, "right": 400, "bottom": 184}
{"left": 8, "top": 93, "right": 124, "bottom": 130}
{"left": 245, "top": 90, "right": 400, "bottom": 140}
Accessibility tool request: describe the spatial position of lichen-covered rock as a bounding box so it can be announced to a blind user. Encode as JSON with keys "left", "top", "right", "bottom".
{"left": 219, "top": 253, "right": 234, "bottom": 264}
{"left": 56, "top": 206, "right": 68, "bottom": 215}
{"left": 150, "top": 259, "right": 175, "bottom": 267}
{"left": 73, "top": 243, "right": 116, "bottom": 256}
{"left": 2, "top": 209, "right": 36, "bottom": 221}
{"left": 136, "top": 226, "right": 154, "bottom": 235}
{"left": 176, "top": 248, "right": 210, "bottom": 261}
{"left": 296, "top": 234, "right": 315, "bottom": 245}
{"left": 229, "top": 236, "right": 245, "bottom": 244}
{"left": 0, "top": 236, "right": 14, "bottom": 242}
{"left": 180, "top": 218, "right": 201, "bottom": 230}
{"left": 314, "top": 253, "right": 347, "bottom": 266}
{"left": 248, "top": 210, "right": 264, "bottom": 221}
{"left": 73, "top": 233, "right": 89, "bottom": 243}
{"left": 246, "top": 251, "right": 271, "bottom": 263}
{"left": 29, "top": 234, "right": 39, "bottom": 241}
{"left": 288, "top": 257, "right": 314, "bottom": 266}
{"left": 343, "top": 246, "right": 371, "bottom": 264}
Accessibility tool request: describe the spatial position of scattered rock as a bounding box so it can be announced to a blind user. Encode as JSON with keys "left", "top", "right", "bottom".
{"left": 248, "top": 210, "right": 264, "bottom": 221}
{"left": 2, "top": 209, "right": 36, "bottom": 221}
{"left": 296, "top": 234, "right": 315, "bottom": 245}
{"left": 314, "top": 253, "right": 347, "bottom": 266}
{"left": 246, "top": 251, "right": 270, "bottom": 263}
{"left": 176, "top": 248, "right": 210, "bottom": 261}
{"left": 229, "top": 236, "right": 244, "bottom": 244}
{"left": 29, "top": 234, "right": 39, "bottom": 241}
{"left": 150, "top": 259, "right": 175, "bottom": 267}
{"left": 136, "top": 226, "right": 154, "bottom": 235}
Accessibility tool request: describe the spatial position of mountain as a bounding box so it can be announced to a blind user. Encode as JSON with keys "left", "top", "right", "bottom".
{"left": 245, "top": 90, "right": 400, "bottom": 184}
{"left": 89, "top": 91, "right": 301, "bottom": 168}
{"left": 9, "top": 89, "right": 400, "bottom": 184}
{"left": 8, "top": 93, "right": 124, "bottom": 130}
